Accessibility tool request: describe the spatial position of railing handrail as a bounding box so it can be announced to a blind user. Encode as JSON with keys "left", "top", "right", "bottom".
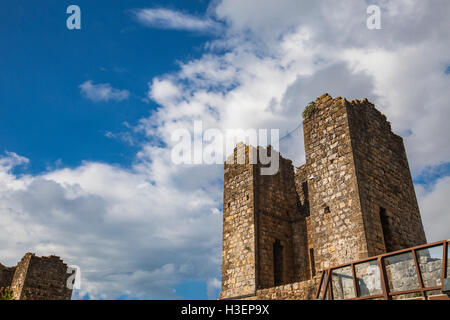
{"left": 318, "top": 240, "right": 447, "bottom": 273}
{"left": 315, "top": 239, "right": 449, "bottom": 300}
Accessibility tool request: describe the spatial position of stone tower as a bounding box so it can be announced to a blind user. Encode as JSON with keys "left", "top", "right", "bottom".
{"left": 0, "top": 253, "right": 73, "bottom": 300}
{"left": 219, "top": 94, "right": 427, "bottom": 300}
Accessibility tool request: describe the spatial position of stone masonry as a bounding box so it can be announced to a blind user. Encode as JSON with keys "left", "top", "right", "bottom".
{"left": 0, "top": 253, "right": 73, "bottom": 300}
{"left": 219, "top": 94, "right": 428, "bottom": 300}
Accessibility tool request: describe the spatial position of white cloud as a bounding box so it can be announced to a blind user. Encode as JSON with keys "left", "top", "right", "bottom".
{"left": 206, "top": 278, "right": 221, "bottom": 299}
{"left": 148, "top": 78, "right": 182, "bottom": 106}
{"left": 133, "top": 8, "right": 221, "bottom": 33}
{"left": 0, "top": 151, "right": 31, "bottom": 193}
{"left": 0, "top": 153, "right": 222, "bottom": 299}
{"left": 79, "top": 80, "right": 130, "bottom": 102}
{"left": 0, "top": 151, "right": 29, "bottom": 172}
{"left": 104, "top": 130, "right": 136, "bottom": 146}
{"left": 139, "top": 0, "right": 450, "bottom": 240}
{"left": 416, "top": 177, "right": 450, "bottom": 242}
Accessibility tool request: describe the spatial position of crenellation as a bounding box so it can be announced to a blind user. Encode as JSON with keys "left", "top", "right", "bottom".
{"left": 0, "top": 253, "right": 73, "bottom": 300}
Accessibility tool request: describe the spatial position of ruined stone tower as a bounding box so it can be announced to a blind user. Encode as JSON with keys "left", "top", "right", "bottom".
{"left": 0, "top": 253, "right": 73, "bottom": 300}
{"left": 219, "top": 94, "right": 427, "bottom": 300}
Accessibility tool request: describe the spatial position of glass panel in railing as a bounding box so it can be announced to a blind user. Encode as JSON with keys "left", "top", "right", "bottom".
{"left": 331, "top": 266, "right": 356, "bottom": 300}
{"left": 416, "top": 245, "right": 443, "bottom": 287}
{"left": 384, "top": 252, "right": 420, "bottom": 292}
{"left": 355, "top": 260, "right": 382, "bottom": 297}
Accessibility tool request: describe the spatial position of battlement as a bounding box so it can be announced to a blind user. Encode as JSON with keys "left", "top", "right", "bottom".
{"left": 0, "top": 253, "right": 73, "bottom": 300}
{"left": 220, "top": 94, "right": 429, "bottom": 300}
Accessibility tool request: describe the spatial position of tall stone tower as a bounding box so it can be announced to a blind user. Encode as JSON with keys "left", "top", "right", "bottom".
{"left": 220, "top": 144, "right": 310, "bottom": 299}
{"left": 219, "top": 94, "right": 427, "bottom": 300}
{"left": 301, "top": 94, "right": 426, "bottom": 271}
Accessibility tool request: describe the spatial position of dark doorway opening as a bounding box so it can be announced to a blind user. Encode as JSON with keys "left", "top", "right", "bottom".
{"left": 273, "top": 239, "right": 283, "bottom": 286}
{"left": 379, "top": 207, "right": 394, "bottom": 252}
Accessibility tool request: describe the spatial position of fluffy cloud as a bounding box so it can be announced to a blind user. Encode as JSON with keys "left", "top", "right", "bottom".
{"left": 416, "top": 177, "right": 450, "bottom": 243}
{"left": 79, "top": 80, "right": 130, "bottom": 102}
{"left": 137, "top": 0, "right": 450, "bottom": 246}
{"left": 0, "top": 152, "right": 222, "bottom": 299}
{"left": 206, "top": 278, "right": 221, "bottom": 300}
{"left": 0, "top": 151, "right": 29, "bottom": 172}
{"left": 132, "top": 8, "right": 222, "bottom": 33}
{"left": 1, "top": 0, "right": 450, "bottom": 300}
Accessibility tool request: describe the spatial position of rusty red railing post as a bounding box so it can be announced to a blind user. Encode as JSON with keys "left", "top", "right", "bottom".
{"left": 377, "top": 257, "right": 390, "bottom": 300}
{"left": 314, "top": 240, "right": 449, "bottom": 300}
{"left": 351, "top": 263, "right": 358, "bottom": 298}
{"left": 412, "top": 249, "right": 425, "bottom": 297}
{"left": 329, "top": 269, "right": 334, "bottom": 300}
{"left": 321, "top": 269, "right": 331, "bottom": 300}
{"left": 315, "top": 271, "right": 325, "bottom": 299}
{"left": 441, "top": 240, "right": 448, "bottom": 293}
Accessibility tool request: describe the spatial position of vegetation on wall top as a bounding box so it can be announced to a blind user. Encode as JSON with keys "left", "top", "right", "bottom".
{"left": 302, "top": 101, "right": 318, "bottom": 119}
{"left": 0, "top": 287, "right": 13, "bottom": 300}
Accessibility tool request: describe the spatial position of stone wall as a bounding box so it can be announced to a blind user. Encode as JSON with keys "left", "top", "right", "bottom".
{"left": 303, "top": 94, "right": 369, "bottom": 271}
{"left": 220, "top": 144, "right": 311, "bottom": 299}
{"left": 244, "top": 277, "right": 320, "bottom": 300}
{"left": 10, "top": 253, "right": 32, "bottom": 299}
{"left": 220, "top": 144, "right": 258, "bottom": 299}
{"left": 238, "top": 248, "right": 447, "bottom": 301}
{"left": 293, "top": 166, "right": 314, "bottom": 278}
{"left": 0, "top": 264, "right": 16, "bottom": 289}
{"left": 1, "top": 253, "right": 73, "bottom": 300}
{"left": 346, "top": 99, "right": 427, "bottom": 254}
{"left": 254, "top": 148, "right": 309, "bottom": 287}
{"left": 220, "top": 94, "right": 429, "bottom": 300}
{"left": 301, "top": 94, "right": 427, "bottom": 270}
{"left": 20, "top": 254, "right": 73, "bottom": 300}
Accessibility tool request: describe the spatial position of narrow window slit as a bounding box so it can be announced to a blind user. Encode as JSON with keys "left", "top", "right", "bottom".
{"left": 273, "top": 239, "right": 283, "bottom": 286}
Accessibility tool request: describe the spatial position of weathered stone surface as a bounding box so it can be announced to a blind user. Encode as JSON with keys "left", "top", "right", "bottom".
{"left": 220, "top": 94, "right": 428, "bottom": 300}
{"left": 243, "top": 276, "right": 320, "bottom": 300}
{"left": 220, "top": 144, "right": 258, "bottom": 299}
{"left": 0, "top": 264, "right": 16, "bottom": 289}
{"left": 0, "top": 253, "right": 73, "bottom": 300}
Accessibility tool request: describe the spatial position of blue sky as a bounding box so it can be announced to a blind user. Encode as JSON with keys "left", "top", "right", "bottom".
{"left": 1, "top": 0, "right": 219, "bottom": 300}
{"left": 0, "top": 0, "right": 211, "bottom": 174}
{"left": 1, "top": 0, "right": 449, "bottom": 300}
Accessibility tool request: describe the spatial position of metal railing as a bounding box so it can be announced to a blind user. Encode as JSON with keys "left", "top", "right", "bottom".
{"left": 315, "top": 240, "right": 449, "bottom": 300}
